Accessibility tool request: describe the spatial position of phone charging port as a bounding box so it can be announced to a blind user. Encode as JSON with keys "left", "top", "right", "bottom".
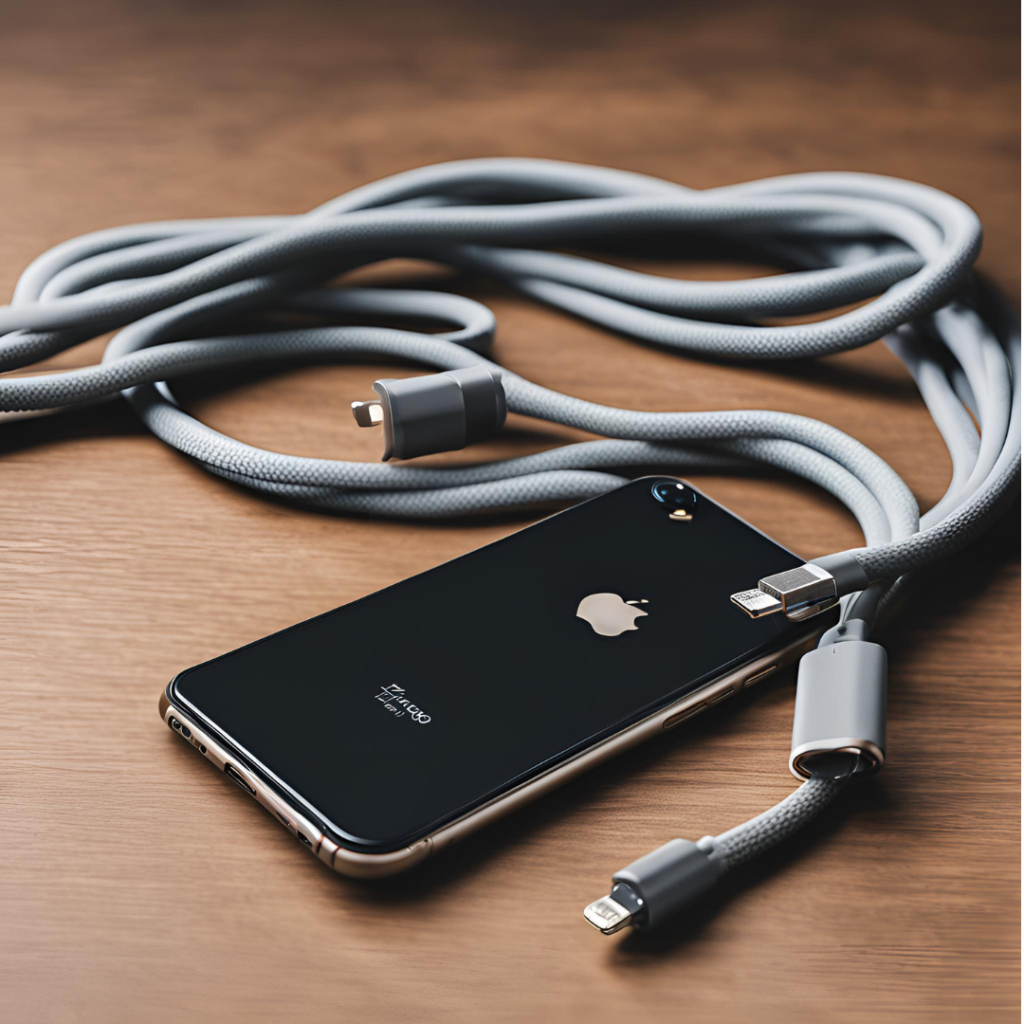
{"left": 224, "top": 763, "right": 256, "bottom": 795}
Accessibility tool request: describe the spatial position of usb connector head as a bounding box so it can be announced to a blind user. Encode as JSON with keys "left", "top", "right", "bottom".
{"left": 350, "top": 365, "right": 506, "bottom": 461}
{"left": 584, "top": 839, "right": 723, "bottom": 935}
{"left": 731, "top": 563, "right": 838, "bottom": 621}
{"left": 729, "top": 588, "right": 784, "bottom": 617}
{"left": 583, "top": 893, "right": 639, "bottom": 935}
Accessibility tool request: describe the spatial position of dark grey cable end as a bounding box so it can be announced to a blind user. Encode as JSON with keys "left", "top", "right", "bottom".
{"left": 351, "top": 365, "right": 506, "bottom": 460}
{"left": 584, "top": 838, "right": 724, "bottom": 935}
{"left": 809, "top": 552, "right": 872, "bottom": 593}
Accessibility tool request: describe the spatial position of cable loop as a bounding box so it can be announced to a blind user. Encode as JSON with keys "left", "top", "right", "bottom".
{"left": 0, "top": 159, "right": 1017, "bottom": 592}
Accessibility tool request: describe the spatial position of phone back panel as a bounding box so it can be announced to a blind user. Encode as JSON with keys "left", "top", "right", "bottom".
{"left": 171, "top": 479, "right": 810, "bottom": 851}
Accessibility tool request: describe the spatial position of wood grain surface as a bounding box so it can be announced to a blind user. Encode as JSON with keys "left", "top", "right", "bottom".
{"left": 0, "top": 1, "right": 1019, "bottom": 1021}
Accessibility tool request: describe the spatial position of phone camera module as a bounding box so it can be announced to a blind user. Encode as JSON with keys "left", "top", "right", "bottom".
{"left": 650, "top": 479, "right": 696, "bottom": 520}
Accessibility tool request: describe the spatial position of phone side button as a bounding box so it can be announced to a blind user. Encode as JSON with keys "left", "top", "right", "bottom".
{"left": 743, "top": 664, "right": 779, "bottom": 688}
{"left": 663, "top": 703, "right": 706, "bottom": 730}
{"left": 318, "top": 834, "right": 339, "bottom": 868}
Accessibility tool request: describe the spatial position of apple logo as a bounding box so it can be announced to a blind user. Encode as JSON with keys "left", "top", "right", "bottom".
{"left": 576, "top": 593, "right": 649, "bottom": 637}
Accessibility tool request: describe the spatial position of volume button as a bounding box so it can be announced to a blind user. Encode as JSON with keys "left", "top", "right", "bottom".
{"left": 743, "top": 663, "right": 779, "bottom": 688}
{"left": 663, "top": 703, "right": 706, "bottom": 730}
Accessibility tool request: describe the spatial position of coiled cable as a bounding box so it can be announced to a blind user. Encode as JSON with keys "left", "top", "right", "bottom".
{"left": 2, "top": 159, "right": 1018, "bottom": 921}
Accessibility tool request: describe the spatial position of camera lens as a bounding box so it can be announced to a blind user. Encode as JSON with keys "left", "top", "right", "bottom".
{"left": 650, "top": 479, "right": 695, "bottom": 510}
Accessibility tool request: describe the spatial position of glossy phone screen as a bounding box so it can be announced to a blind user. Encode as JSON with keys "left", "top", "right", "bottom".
{"left": 171, "top": 479, "right": 809, "bottom": 852}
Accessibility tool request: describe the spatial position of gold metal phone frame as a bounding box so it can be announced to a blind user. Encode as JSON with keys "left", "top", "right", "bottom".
{"left": 159, "top": 626, "right": 820, "bottom": 879}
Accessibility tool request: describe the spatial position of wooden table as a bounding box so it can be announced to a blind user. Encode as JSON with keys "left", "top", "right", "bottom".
{"left": 1, "top": 2, "right": 1018, "bottom": 1021}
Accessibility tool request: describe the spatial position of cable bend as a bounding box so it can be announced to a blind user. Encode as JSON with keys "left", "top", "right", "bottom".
{"left": 2, "top": 158, "right": 1018, "bottom": 934}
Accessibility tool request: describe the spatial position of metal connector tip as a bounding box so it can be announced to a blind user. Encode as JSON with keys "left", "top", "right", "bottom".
{"left": 583, "top": 895, "right": 636, "bottom": 935}
{"left": 731, "top": 564, "right": 839, "bottom": 621}
{"left": 730, "top": 589, "right": 784, "bottom": 618}
{"left": 351, "top": 400, "right": 384, "bottom": 427}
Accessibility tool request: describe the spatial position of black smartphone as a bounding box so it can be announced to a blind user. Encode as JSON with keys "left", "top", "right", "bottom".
{"left": 160, "top": 477, "right": 827, "bottom": 877}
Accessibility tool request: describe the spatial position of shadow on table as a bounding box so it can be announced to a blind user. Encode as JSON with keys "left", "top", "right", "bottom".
{"left": 0, "top": 397, "right": 143, "bottom": 454}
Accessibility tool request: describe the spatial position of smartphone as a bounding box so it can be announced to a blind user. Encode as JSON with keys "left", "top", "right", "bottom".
{"left": 160, "top": 477, "right": 831, "bottom": 877}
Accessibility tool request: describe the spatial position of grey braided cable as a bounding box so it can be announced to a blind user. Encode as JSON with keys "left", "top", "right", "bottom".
{"left": 2, "top": 158, "right": 1019, "bottom": 867}
{"left": 1, "top": 160, "right": 1013, "bottom": 587}
{"left": 711, "top": 777, "right": 848, "bottom": 872}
